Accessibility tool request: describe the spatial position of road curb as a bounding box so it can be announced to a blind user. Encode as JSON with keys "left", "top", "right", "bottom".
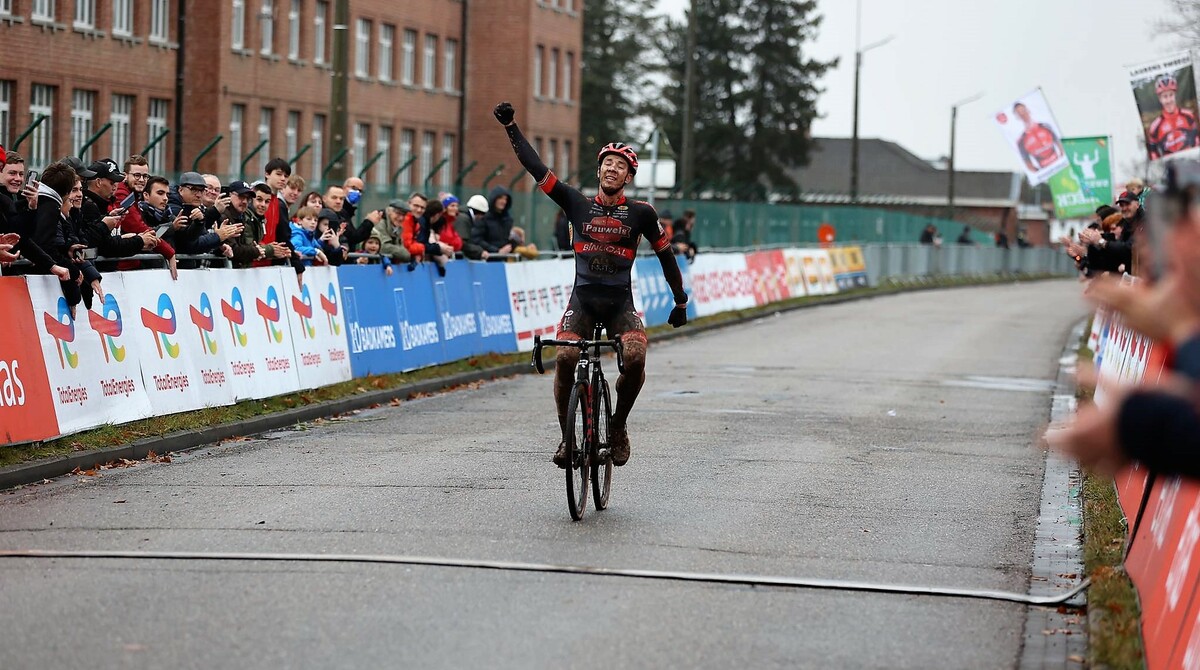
{"left": 0, "top": 275, "right": 1067, "bottom": 491}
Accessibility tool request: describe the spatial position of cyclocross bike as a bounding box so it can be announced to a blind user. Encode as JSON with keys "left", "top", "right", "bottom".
{"left": 532, "top": 324, "right": 625, "bottom": 521}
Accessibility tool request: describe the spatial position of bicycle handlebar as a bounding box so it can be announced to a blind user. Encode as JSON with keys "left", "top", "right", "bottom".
{"left": 532, "top": 335, "right": 625, "bottom": 375}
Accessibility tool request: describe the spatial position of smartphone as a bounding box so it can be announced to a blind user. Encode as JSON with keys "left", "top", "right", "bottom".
{"left": 83, "top": 248, "right": 98, "bottom": 261}
{"left": 119, "top": 192, "right": 137, "bottom": 209}
{"left": 25, "top": 170, "right": 39, "bottom": 186}
{"left": 155, "top": 223, "right": 173, "bottom": 237}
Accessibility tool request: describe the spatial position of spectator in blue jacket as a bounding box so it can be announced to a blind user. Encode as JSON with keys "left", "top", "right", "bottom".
{"left": 290, "top": 206, "right": 328, "bottom": 265}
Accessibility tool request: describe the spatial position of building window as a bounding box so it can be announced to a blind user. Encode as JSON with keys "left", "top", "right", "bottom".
{"left": 399, "top": 129, "right": 414, "bottom": 187}
{"left": 423, "top": 35, "right": 437, "bottom": 89}
{"left": 110, "top": 94, "right": 133, "bottom": 162}
{"left": 147, "top": 98, "right": 168, "bottom": 173}
{"left": 259, "top": 0, "right": 274, "bottom": 55}
{"left": 74, "top": 0, "right": 95, "bottom": 29}
{"left": 28, "top": 84, "right": 55, "bottom": 170}
{"left": 562, "top": 140, "right": 571, "bottom": 180}
{"left": 0, "top": 82, "right": 11, "bottom": 148}
{"left": 564, "top": 52, "right": 574, "bottom": 102}
{"left": 533, "top": 46, "right": 544, "bottom": 97}
{"left": 229, "top": 104, "right": 244, "bottom": 177}
{"left": 32, "top": 0, "right": 53, "bottom": 22}
{"left": 257, "top": 107, "right": 273, "bottom": 174}
{"left": 287, "top": 0, "right": 300, "bottom": 60}
{"left": 354, "top": 18, "right": 371, "bottom": 77}
{"left": 376, "top": 126, "right": 392, "bottom": 186}
{"left": 0, "top": 0, "right": 12, "bottom": 17}
{"left": 443, "top": 39, "right": 458, "bottom": 92}
{"left": 548, "top": 139, "right": 557, "bottom": 172}
{"left": 352, "top": 123, "right": 368, "bottom": 177}
{"left": 420, "top": 131, "right": 434, "bottom": 187}
{"left": 150, "top": 0, "right": 169, "bottom": 43}
{"left": 232, "top": 0, "right": 245, "bottom": 50}
{"left": 440, "top": 134, "right": 454, "bottom": 186}
{"left": 71, "top": 90, "right": 96, "bottom": 161}
{"left": 311, "top": 113, "right": 325, "bottom": 178}
{"left": 401, "top": 29, "right": 416, "bottom": 85}
{"left": 549, "top": 49, "right": 559, "bottom": 102}
{"left": 285, "top": 110, "right": 299, "bottom": 162}
{"left": 112, "top": 0, "right": 132, "bottom": 36}
{"left": 378, "top": 24, "right": 394, "bottom": 83}
{"left": 313, "top": 1, "right": 327, "bottom": 64}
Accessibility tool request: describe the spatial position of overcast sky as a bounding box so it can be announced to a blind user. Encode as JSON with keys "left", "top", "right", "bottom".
{"left": 655, "top": 0, "right": 1178, "bottom": 183}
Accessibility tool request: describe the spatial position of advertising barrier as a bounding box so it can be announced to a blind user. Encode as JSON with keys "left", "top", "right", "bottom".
{"left": 1090, "top": 304, "right": 1198, "bottom": 669}
{"left": 0, "top": 278, "right": 60, "bottom": 444}
{"left": 2, "top": 248, "right": 873, "bottom": 446}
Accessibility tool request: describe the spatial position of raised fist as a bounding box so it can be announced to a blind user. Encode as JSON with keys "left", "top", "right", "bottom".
{"left": 493, "top": 102, "right": 515, "bottom": 126}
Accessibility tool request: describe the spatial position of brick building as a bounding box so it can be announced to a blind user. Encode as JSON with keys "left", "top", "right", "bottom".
{"left": 0, "top": 0, "right": 582, "bottom": 194}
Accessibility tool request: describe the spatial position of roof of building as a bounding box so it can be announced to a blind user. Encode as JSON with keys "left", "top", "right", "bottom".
{"left": 788, "top": 137, "right": 1049, "bottom": 207}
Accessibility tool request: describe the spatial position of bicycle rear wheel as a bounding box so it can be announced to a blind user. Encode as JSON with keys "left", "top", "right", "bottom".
{"left": 565, "top": 382, "right": 589, "bottom": 520}
{"left": 591, "top": 378, "right": 613, "bottom": 510}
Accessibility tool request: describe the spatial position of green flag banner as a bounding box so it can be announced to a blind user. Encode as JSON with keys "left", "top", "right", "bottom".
{"left": 1047, "top": 136, "right": 1113, "bottom": 219}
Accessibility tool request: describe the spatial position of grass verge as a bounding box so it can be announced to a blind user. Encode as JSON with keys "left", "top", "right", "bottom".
{"left": 2, "top": 271, "right": 1064, "bottom": 470}
{"left": 1076, "top": 326, "right": 1145, "bottom": 668}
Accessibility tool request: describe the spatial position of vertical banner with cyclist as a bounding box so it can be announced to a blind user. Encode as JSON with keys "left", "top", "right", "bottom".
{"left": 1128, "top": 51, "right": 1200, "bottom": 162}
{"left": 994, "top": 88, "right": 1070, "bottom": 185}
{"left": 1046, "top": 136, "right": 1114, "bottom": 219}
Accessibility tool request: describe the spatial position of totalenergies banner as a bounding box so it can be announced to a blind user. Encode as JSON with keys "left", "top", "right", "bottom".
{"left": 1047, "top": 137, "right": 1114, "bottom": 219}
{"left": 1129, "top": 52, "right": 1200, "bottom": 162}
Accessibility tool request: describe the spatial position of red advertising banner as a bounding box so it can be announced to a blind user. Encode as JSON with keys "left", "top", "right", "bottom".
{"left": 0, "top": 277, "right": 60, "bottom": 443}
{"left": 744, "top": 250, "right": 790, "bottom": 306}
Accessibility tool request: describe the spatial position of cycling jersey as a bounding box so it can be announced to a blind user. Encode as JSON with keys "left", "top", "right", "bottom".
{"left": 1018, "top": 123, "right": 1063, "bottom": 170}
{"left": 1147, "top": 109, "right": 1200, "bottom": 159}
{"left": 503, "top": 123, "right": 685, "bottom": 300}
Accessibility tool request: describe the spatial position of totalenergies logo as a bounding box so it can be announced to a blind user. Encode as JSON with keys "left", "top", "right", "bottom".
{"left": 140, "top": 293, "right": 180, "bottom": 359}
{"left": 87, "top": 294, "right": 125, "bottom": 363}
{"left": 320, "top": 282, "right": 341, "bottom": 336}
{"left": 189, "top": 292, "right": 219, "bottom": 355}
{"left": 42, "top": 297, "right": 79, "bottom": 369}
{"left": 221, "top": 287, "right": 249, "bottom": 347}
{"left": 256, "top": 285, "right": 284, "bottom": 343}
{"left": 290, "top": 284, "right": 316, "bottom": 340}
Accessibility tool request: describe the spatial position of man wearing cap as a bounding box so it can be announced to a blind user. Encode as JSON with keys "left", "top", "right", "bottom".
{"left": 225, "top": 179, "right": 289, "bottom": 268}
{"left": 372, "top": 199, "right": 413, "bottom": 264}
{"left": 1082, "top": 191, "right": 1142, "bottom": 275}
{"left": 172, "top": 171, "right": 239, "bottom": 258}
{"left": 78, "top": 157, "right": 153, "bottom": 258}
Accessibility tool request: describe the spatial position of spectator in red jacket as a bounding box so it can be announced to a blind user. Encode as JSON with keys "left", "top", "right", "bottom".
{"left": 402, "top": 194, "right": 453, "bottom": 275}
{"left": 112, "top": 156, "right": 177, "bottom": 279}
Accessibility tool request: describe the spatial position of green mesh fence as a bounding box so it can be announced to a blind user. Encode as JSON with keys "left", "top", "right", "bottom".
{"left": 213, "top": 174, "right": 991, "bottom": 251}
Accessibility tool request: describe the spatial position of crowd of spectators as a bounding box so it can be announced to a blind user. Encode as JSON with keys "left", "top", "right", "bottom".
{"left": 1049, "top": 162, "right": 1200, "bottom": 480}
{"left": 0, "top": 148, "right": 703, "bottom": 313}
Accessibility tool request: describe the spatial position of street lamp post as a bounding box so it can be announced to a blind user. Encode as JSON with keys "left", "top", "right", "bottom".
{"left": 849, "top": 0, "right": 893, "bottom": 202}
{"left": 947, "top": 91, "right": 984, "bottom": 222}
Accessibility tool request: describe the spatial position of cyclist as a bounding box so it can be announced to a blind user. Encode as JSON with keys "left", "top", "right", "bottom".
{"left": 493, "top": 101, "right": 689, "bottom": 468}
{"left": 1013, "top": 102, "right": 1064, "bottom": 172}
{"left": 1147, "top": 74, "right": 1199, "bottom": 159}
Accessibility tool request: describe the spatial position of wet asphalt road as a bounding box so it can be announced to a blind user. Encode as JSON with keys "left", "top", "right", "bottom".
{"left": 0, "top": 281, "right": 1088, "bottom": 669}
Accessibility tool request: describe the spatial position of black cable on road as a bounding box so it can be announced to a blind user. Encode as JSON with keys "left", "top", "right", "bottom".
{"left": 0, "top": 549, "right": 1088, "bottom": 607}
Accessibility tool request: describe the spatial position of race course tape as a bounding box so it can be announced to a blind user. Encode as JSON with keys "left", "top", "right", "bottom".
{"left": 0, "top": 548, "right": 1087, "bottom": 607}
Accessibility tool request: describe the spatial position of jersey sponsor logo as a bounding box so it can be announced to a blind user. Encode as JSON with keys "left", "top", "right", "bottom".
{"left": 574, "top": 241, "right": 636, "bottom": 260}
{"left": 589, "top": 256, "right": 617, "bottom": 275}
{"left": 581, "top": 218, "right": 632, "bottom": 243}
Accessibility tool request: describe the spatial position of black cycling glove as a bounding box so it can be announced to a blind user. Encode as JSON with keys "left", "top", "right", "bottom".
{"left": 668, "top": 305, "right": 688, "bottom": 328}
{"left": 493, "top": 102, "right": 515, "bottom": 125}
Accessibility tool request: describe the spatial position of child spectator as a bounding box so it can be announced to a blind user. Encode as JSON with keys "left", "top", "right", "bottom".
{"left": 290, "top": 206, "right": 328, "bottom": 265}
{"left": 356, "top": 233, "right": 394, "bottom": 276}
{"left": 316, "top": 208, "right": 349, "bottom": 266}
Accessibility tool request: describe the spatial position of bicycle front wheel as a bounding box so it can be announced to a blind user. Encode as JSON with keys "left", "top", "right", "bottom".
{"left": 591, "top": 378, "right": 613, "bottom": 510}
{"left": 565, "top": 382, "right": 590, "bottom": 521}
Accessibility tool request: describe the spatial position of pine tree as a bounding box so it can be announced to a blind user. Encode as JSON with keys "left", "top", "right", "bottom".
{"left": 578, "top": 0, "right": 660, "bottom": 187}
{"left": 740, "top": 0, "right": 835, "bottom": 199}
